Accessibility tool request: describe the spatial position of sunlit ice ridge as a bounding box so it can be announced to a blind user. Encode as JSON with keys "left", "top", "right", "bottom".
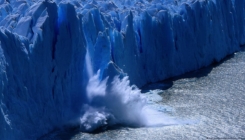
{"left": 0, "top": 0, "right": 245, "bottom": 139}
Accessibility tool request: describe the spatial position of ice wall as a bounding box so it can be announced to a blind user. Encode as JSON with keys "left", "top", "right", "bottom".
{"left": 0, "top": 0, "right": 245, "bottom": 139}
{"left": 0, "top": 1, "right": 87, "bottom": 139}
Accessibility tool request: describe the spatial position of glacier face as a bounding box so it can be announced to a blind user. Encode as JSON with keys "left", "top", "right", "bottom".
{"left": 0, "top": 0, "right": 245, "bottom": 139}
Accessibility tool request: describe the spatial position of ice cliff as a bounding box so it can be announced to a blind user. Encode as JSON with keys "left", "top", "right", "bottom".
{"left": 0, "top": 0, "right": 245, "bottom": 139}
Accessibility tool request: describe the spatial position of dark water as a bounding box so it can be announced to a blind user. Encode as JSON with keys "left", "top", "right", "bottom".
{"left": 45, "top": 49, "right": 245, "bottom": 140}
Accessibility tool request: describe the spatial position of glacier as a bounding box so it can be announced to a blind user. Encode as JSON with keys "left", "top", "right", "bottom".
{"left": 0, "top": 0, "right": 245, "bottom": 139}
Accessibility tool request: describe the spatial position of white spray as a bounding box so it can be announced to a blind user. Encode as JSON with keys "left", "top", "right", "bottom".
{"left": 80, "top": 50, "right": 179, "bottom": 132}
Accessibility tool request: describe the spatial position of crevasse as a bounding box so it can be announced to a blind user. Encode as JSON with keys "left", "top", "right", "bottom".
{"left": 0, "top": 0, "right": 245, "bottom": 139}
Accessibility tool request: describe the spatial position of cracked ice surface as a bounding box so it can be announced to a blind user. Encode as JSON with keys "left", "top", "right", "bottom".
{"left": 0, "top": 0, "right": 245, "bottom": 139}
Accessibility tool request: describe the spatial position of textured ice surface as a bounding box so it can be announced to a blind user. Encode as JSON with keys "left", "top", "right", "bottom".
{"left": 0, "top": 0, "right": 245, "bottom": 139}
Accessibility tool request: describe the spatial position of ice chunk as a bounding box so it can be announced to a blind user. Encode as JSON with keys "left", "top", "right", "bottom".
{"left": 0, "top": 0, "right": 245, "bottom": 139}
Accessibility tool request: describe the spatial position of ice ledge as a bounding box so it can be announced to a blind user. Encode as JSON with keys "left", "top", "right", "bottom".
{"left": 0, "top": 0, "right": 245, "bottom": 139}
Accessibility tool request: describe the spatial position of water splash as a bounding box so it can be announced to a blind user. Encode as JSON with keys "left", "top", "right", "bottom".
{"left": 80, "top": 72, "right": 146, "bottom": 132}
{"left": 80, "top": 50, "right": 180, "bottom": 132}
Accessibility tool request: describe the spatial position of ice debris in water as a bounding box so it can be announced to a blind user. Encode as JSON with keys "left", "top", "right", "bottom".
{"left": 0, "top": 0, "right": 245, "bottom": 139}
